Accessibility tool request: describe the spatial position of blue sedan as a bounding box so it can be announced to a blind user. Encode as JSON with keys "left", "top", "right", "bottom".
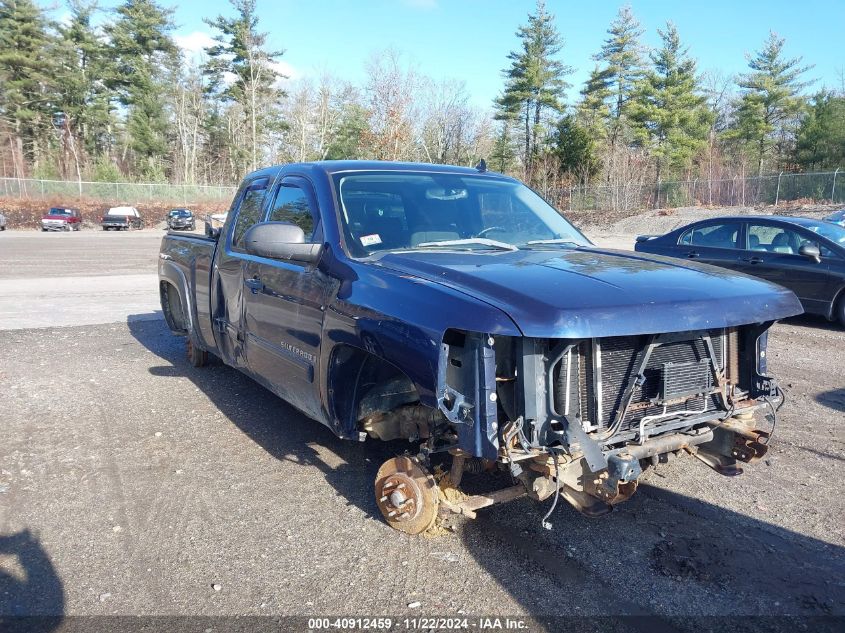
{"left": 635, "top": 215, "right": 845, "bottom": 326}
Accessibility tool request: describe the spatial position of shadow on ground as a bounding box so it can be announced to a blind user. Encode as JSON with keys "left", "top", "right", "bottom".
{"left": 0, "top": 529, "right": 63, "bottom": 631}
{"left": 815, "top": 388, "right": 845, "bottom": 412}
{"left": 129, "top": 314, "right": 397, "bottom": 524}
{"left": 128, "top": 315, "right": 845, "bottom": 626}
{"left": 781, "top": 313, "right": 842, "bottom": 332}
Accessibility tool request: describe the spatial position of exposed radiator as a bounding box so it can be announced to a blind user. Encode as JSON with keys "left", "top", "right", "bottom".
{"left": 554, "top": 329, "right": 738, "bottom": 435}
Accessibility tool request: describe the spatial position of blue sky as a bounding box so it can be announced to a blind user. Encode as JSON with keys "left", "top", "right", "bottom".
{"left": 51, "top": 0, "right": 844, "bottom": 108}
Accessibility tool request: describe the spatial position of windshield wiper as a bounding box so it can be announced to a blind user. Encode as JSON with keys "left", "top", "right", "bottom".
{"left": 415, "top": 238, "right": 518, "bottom": 251}
{"left": 523, "top": 238, "right": 584, "bottom": 247}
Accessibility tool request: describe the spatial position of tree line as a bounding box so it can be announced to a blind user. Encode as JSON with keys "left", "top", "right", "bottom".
{"left": 0, "top": 0, "right": 843, "bottom": 196}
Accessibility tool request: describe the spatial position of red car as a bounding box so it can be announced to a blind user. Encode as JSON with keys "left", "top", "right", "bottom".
{"left": 41, "top": 207, "right": 82, "bottom": 231}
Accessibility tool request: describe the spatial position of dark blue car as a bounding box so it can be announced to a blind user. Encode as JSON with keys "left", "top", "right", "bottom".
{"left": 824, "top": 209, "right": 845, "bottom": 227}
{"left": 159, "top": 161, "right": 802, "bottom": 533}
{"left": 635, "top": 215, "right": 845, "bottom": 327}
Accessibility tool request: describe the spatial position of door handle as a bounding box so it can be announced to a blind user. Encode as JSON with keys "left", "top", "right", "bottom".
{"left": 746, "top": 257, "right": 763, "bottom": 264}
{"left": 686, "top": 251, "right": 699, "bottom": 258}
{"left": 245, "top": 277, "right": 263, "bottom": 293}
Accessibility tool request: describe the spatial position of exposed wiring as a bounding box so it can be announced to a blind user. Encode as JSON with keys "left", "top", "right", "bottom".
{"left": 541, "top": 449, "right": 561, "bottom": 530}
{"left": 761, "top": 394, "right": 779, "bottom": 446}
{"left": 775, "top": 384, "right": 787, "bottom": 412}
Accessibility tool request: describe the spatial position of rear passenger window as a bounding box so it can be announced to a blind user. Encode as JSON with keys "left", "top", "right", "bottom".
{"left": 267, "top": 185, "right": 318, "bottom": 242}
{"left": 231, "top": 177, "right": 270, "bottom": 251}
{"left": 680, "top": 223, "right": 741, "bottom": 249}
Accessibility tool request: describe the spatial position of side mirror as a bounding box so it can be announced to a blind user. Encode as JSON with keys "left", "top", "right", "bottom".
{"left": 799, "top": 243, "right": 821, "bottom": 263}
{"left": 204, "top": 219, "right": 220, "bottom": 240}
{"left": 243, "top": 222, "right": 321, "bottom": 264}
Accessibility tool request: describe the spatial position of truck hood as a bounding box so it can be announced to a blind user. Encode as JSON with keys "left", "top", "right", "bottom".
{"left": 42, "top": 215, "right": 71, "bottom": 221}
{"left": 373, "top": 246, "right": 803, "bottom": 338}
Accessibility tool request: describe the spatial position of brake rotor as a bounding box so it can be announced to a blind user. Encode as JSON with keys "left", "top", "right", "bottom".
{"left": 375, "top": 456, "right": 439, "bottom": 534}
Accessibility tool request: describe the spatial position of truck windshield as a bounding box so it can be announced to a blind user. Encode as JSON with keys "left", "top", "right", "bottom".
{"left": 49, "top": 208, "right": 71, "bottom": 216}
{"left": 333, "top": 172, "right": 590, "bottom": 256}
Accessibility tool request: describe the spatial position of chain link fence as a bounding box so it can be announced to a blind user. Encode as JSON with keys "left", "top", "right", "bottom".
{"left": 3, "top": 170, "right": 844, "bottom": 213}
{"left": 561, "top": 169, "right": 844, "bottom": 213}
{"left": 0, "top": 177, "right": 236, "bottom": 205}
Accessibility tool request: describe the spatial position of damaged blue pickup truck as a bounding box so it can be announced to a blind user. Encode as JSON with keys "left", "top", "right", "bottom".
{"left": 159, "top": 161, "right": 802, "bottom": 534}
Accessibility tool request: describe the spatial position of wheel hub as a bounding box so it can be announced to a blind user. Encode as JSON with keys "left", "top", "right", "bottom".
{"left": 374, "top": 456, "right": 438, "bottom": 534}
{"left": 378, "top": 474, "right": 422, "bottom": 523}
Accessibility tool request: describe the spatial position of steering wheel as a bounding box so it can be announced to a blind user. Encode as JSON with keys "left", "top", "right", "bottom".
{"left": 475, "top": 226, "right": 506, "bottom": 238}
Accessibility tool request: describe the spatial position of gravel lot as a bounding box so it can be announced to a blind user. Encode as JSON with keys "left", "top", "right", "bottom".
{"left": 0, "top": 226, "right": 843, "bottom": 630}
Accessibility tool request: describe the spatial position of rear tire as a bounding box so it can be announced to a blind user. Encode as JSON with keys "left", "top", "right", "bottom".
{"left": 835, "top": 295, "right": 845, "bottom": 328}
{"left": 187, "top": 338, "right": 208, "bottom": 368}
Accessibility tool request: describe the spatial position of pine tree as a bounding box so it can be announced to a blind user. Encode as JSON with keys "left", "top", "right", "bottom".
{"left": 593, "top": 5, "right": 646, "bottom": 146}
{"left": 489, "top": 122, "right": 517, "bottom": 173}
{"left": 794, "top": 92, "right": 845, "bottom": 170}
{"left": 730, "top": 31, "right": 813, "bottom": 176}
{"left": 576, "top": 65, "right": 612, "bottom": 140}
{"left": 553, "top": 114, "right": 601, "bottom": 183}
{"left": 495, "top": 0, "right": 571, "bottom": 173}
{"left": 204, "top": 0, "right": 284, "bottom": 174}
{"left": 0, "top": 0, "right": 54, "bottom": 170}
{"left": 629, "top": 22, "right": 711, "bottom": 183}
{"left": 324, "top": 102, "right": 369, "bottom": 160}
{"left": 54, "top": 1, "right": 114, "bottom": 172}
{"left": 105, "top": 0, "right": 178, "bottom": 178}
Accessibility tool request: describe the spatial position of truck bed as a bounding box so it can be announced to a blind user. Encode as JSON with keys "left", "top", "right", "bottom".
{"left": 159, "top": 233, "right": 218, "bottom": 354}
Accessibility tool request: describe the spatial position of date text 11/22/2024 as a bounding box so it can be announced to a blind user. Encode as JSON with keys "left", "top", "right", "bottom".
{"left": 306, "top": 617, "right": 529, "bottom": 630}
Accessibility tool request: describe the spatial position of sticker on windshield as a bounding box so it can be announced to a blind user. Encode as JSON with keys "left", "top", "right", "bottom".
{"left": 360, "top": 234, "right": 382, "bottom": 247}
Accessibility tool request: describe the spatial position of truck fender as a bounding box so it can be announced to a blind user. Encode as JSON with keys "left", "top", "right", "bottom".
{"left": 326, "top": 343, "right": 421, "bottom": 439}
{"left": 159, "top": 261, "right": 195, "bottom": 337}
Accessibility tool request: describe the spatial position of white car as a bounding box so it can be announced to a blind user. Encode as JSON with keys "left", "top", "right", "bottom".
{"left": 0, "top": 212, "right": 6, "bottom": 231}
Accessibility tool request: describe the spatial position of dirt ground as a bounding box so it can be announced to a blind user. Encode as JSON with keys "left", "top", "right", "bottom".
{"left": 0, "top": 222, "right": 842, "bottom": 632}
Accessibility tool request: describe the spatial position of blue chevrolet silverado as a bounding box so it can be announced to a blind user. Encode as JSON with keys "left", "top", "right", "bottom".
{"left": 159, "top": 161, "right": 802, "bottom": 533}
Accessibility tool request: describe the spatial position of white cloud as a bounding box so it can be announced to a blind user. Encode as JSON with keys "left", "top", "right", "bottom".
{"left": 270, "top": 60, "right": 299, "bottom": 81}
{"left": 174, "top": 30, "right": 299, "bottom": 83}
{"left": 174, "top": 31, "right": 217, "bottom": 55}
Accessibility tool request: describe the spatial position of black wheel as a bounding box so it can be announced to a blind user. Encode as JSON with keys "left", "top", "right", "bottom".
{"left": 836, "top": 295, "right": 845, "bottom": 328}
{"left": 186, "top": 338, "right": 208, "bottom": 368}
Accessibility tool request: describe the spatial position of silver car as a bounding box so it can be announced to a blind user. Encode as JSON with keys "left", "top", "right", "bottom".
{"left": 0, "top": 211, "right": 6, "bottom": 231}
